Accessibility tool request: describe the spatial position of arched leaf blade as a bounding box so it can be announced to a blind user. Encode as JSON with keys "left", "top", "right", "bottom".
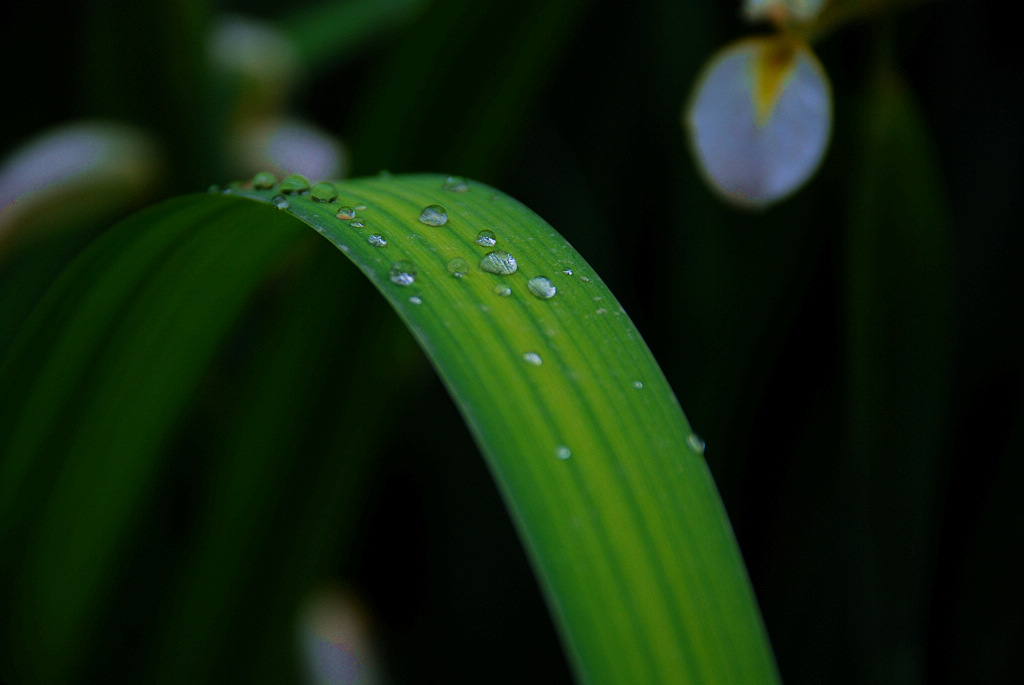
{"left": 233, "top": 173, "right": 780, "bottom": 684}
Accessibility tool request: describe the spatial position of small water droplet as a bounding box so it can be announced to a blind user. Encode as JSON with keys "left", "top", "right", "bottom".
{"left": 479, "top": 250, "right": 517, "bottom": 275}
{"left": 555, "top": 445, "right": 571, "bottom": 460}
{"left": 580, "top": 275, "right": 591, "bottom": 283}
{"left": 389, "top": 260, "right": 417, "bottom": 286}
{"left": 336, "top": 206, "right": 356, "bottom": 220}
{"left": 632, "top": 381, "right": 644, "bottom": 389}
{"left": 595, "top": 308, "right": 607, "bottom": 315}
{"left": 252, "top": 171, "right": 277, "bottom": 189}
{"left": 527, "top": 276, "right": 557, "bottom": 299}
{"left": 349, "top": 219, "right": 365, "bottom": 229}
{"left": 310, "top": 181, "right": 338, "bottom": 202}
{"left": 522, "top": 352, "right": 543, "bottom": 366}
{"left": 418, "top": 204, "right": 448, "bottom": 226}
{"left": 442, "top": 175, "right": 469, "bottom": 192}
{"left": 279, "top": 173, "right": 310, "bottom": 194}
{"left": 493, "top": 285, "right": 512, "bottom": 297}
{"left": 474, "top": 229, "right": 497, "bottom": 247}
{"left": 687, "top": 433, "right": 706, "bottom": 454}
{"left": 447, "top": 257, "right": 469, "bottom": 278}
{"left": 271, "top": 194, "right": 289, "bottom": 210}
{"left": 562, "top": 268, "right": 573, "bottom": 276}
{"left": 354, "top": 203, "right": 367, "bottom": 211}
{"left": 367, "top": 234, "right": 387, "bottom": 247}
{"left": 409, "top": 295, "right": 422, "bottom": 305}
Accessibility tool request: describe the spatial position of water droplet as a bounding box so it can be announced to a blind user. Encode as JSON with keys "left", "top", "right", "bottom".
{"left": 595, "top": 308, "right": 607, "bottom": 315}
{"left": 522, "top": 352, "right": 543, "bottom": 366}
{"left": 389, "top": 260, "right": 417, "bottom": 286}
{"left": 632, "top": 381, "right": 644, "bottom": 389}
{"left": 493, "top": 285, "right": 511, "bottom": 297}
{"left": 349, "top": 219, "right": 365, "bottom": 229}
{"left": 479, "top": 250, "right": 517, "bottom": 275}
{"left": 442, "top": 175, "right": 469, "bottom": 192}
{"left": 336, "top": 205, "right": 356, "bottom": 220}
{"left": 418, "top": 204, "right": 448, "bottom": 226}
{"left": 562, "top": 268, "right": 573, "bottom": 276}
{"left": 252, "top": 171, "right": 277, "bottom": 189}
{"left": 367, "top": 234, "right": 387, "bottom": 247}
{"left": 354, "top": 203, "right": 367, "bottom": 211}
{"left": 271, "top": 194, "right": 289, "bottom": 210}
{"left": 447, "top": 257, "right": 469, "bottom": 278}
{"left": 580, "top": 275, "right": 591, "bottom": 283}
{"left": 279, "top": 173, "right": 310, "bottom": 194}
{"left": 475, "top": 229, "right": 497, "bottom": 247}
{"left": 409, "top": 295, "right": 422, "bottom": 305}
{"left": 310, "top": 181, "right": 338, "bottom": 202}
{"left": 555, "top": 445, "right": 571, "bottom": 460}
{"left": 687, "top": 433, "right": 706, "bottom": 454}
{"left": 207, "top": 184, "right": 221, "bottom": 193}
{"left": 527, "top": 276, "right": 557, "bottom": 299}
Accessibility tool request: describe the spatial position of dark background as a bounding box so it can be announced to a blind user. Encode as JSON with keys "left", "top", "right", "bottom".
{"left": 1, "top": 0, "right": 1020, "bottom": 683}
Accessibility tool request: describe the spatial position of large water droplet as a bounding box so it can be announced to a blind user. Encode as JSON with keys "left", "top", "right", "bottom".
{"left": 310, "top": 181, "right": 338, "bottom": 202}
{"left": 687, "top": 433, "right": 706, "bottom": 454}
{"left": 442, "top": 175, "right": 469, "bottom": 192}
{"left": 475, "top": 229, "right": 497, "bottom": 247}
{"left": 447, "top": 257, "right": 469, "bottom": 278}
{"left": 389, "top": 260, "right": 417, "bottom": 286}
{"left": 367, "top": 234, "right": 386, "bottom": 247}
{"left": 522, "top": 352, "right": 543, "bottom": 366}
{"left": 336, "top": 205, "right": 356, "bottom": 220}
{"left": 252, "top": 171, "right": 277, "bottom": 189}
{"left": 555, "top": 445, "right": 571, "bottom": 460}
{"left": 479, "top": 250, "right": 517, "bottom": 275}
{"left": 271, "top": 194, "right": 289, "bottom": 210}
{"left": 493, "top": 285, "right": 511, "bottom": 297}
{"left": 527, "top": 276, "right": 557, "bottom": 299}
{"left": 279, "top": 172, "right": 310, "bottom": 194}
{"left": 418, "top": 204, "right": 448, "bottom": 226}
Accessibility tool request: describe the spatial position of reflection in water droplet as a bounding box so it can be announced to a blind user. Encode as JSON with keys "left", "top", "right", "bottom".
{"left": 493, "top": 285, "right": 512, "bottom": 297}
{"left": 409, "top": 296, "right": 422, "bottom": 305}
{"left": 632, "top": 381, "right": 644, "bottom": 389}
{"left": 389, "top": 260, "right": 417, "bottom": 286}
{"left": 279, "top": 173, "right": 310, "bottom": 194}
{"left": 252, "top": 171, "right": 277, "bottom": 189}
{"left": 475, "top": 229, "right": 497, "bottom": 247}
{"left": 271, "top": 194, "right": 289, "bottom": 210}
{"left": 349, "top": 219, "right": 365, "bottom": 229}
{"left": 336, "top": 206, "right": 356, "bottom": 220}
{"left": 447, "top": 257, "right": 469, "bottom": 278}
{"left": 367, "top": 234, "right": 386, "bottom": 247}
{"left": 442, "top": 175, "right": 469, "bottom": 192}
{"left": 522, "top": 352, "right": 543, "bottom": 366}
{"left": 555, "top": 445, "right": 571, "bottom": 460}
{"left": 479, "top": 250, "right": 517, "bottom": 275}
{"left": 418, "top": 204, "right": 448, "bottom": 226}
{"left": 527, "top": 276, "right": 557, "bottom": 299}
{"left": 687, "top": 433, "right": 706, "bottom": 454}
{"left": 310, "top": 181, "right": 338, "bottom": 202}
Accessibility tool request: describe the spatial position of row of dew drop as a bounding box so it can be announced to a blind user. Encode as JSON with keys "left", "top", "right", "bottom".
{"left": 241, "top": 171, "right": 563, "bottom": 303}
{"left": 224, "top": 172, "right": 708, "bottom": 459}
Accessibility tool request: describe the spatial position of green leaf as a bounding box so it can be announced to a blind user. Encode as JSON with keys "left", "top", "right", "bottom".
{"left": 1, "top": 173, "right": 779, "bottom": 684}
